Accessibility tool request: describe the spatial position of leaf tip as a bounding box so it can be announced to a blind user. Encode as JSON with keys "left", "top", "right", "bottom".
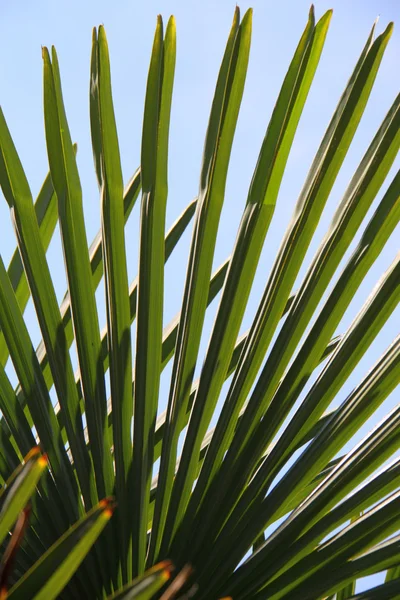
{"left": 98, "top": 24, "right": 107, "bottom": 45}
{"left": 99, "top": 497, "right": 117, "bottom": 517}
{"left": 149, "top": 560, "right": 174, "bottom": 576}
{"left": 385, "top": 21, "right": 394, "bottom": 37}
{"left": 161, "top": 568, "right": 173, "bottom": 582}
{"left": 23, "top": 446, "right": 41, "bottom": 463}
{"left": 38, "top": 454, "right": 48, "bottom": 469}
{"left": 166, "top": 15, "right": 176, "bottom": 34}
{"left": 0, "top": 586, "right": 7, "bottom": 600}
{"left": 41, "top": 46, "right": 50, "bottom": 62}
{"left": 240, "top": 7, "right": 253, "bottom": 35}
{"left": 233, "top": 5, "right": 240, "bottom": 27}
{"left": 243, "top": 7, "right": 253, "bottom": 21}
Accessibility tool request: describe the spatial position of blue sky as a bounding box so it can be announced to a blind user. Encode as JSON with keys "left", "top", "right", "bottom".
{"left": 0, "top": 0, "right": 399, "bottom": 594}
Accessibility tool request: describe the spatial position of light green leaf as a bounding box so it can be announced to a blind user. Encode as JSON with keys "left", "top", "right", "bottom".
{"left": 7, "top": 499, "right": 115, "bottom": 600}
{"left": 0, "top": 449, "right": 47, "bottom": 546}
{"left": 91, "top": 25, "right": 133, "bottom": 582}
{"left": 158, "top": 5, "right": 252, "bottom": 559}
{"left": 132, "top": 15, "right": 176, "bottom": 576}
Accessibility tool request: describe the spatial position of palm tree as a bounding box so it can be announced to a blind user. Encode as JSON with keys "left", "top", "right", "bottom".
{"left": 0, "top": 5, "right": 399, "bottom": 599}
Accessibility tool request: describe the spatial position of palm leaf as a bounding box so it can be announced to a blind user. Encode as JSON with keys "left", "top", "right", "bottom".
{"left": 0, "top": 6, "right": 398, "bottom": 599}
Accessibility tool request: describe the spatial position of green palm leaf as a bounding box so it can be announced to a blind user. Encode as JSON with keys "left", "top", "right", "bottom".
{"left": 0, "top": 449, "right": 47, "bottom": 546}
{"left": 7, "top": 499, "right": 115, "bottom": 600}
{"left": 0, "top": 6, "right": 398, "bottom": 599}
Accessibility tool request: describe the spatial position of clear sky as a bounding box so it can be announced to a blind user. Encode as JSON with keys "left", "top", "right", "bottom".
{"left": 0, "top": 0, "right": 399, "bottom": 594}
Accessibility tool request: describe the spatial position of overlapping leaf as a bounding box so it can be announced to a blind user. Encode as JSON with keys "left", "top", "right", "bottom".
{"left": 0, "top": 6, "right": 398, "bottom": 600}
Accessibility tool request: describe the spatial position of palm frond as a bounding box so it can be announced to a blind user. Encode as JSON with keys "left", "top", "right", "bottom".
{"left": 0, "top": 6, "right": 398, "bottom": 599}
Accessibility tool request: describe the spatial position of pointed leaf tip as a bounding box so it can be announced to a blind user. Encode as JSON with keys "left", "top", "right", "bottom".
{"left": 153, "top": 560, "right": 174, "bottom": 572}
{"left": 23, "top": 447, "right": 41, "bottom": 462}
{"left": 322, "top": 9, "right": 333, "bottom": 23}
{"left": 386, "top": 21, "right": 394, "bottom": 35}
{"left": 98, "top": 497, "right": 116, "bottom": 511}
{"left": 98, "top": 498, "right": 117, "bottom": 518}
{"left": 98, "top": 24, "right": 107, "bottom": 43}
{"left": 38, "top": 455, "right": 48, "bottom": 468}
{"left": 167, "top": 15, "right": 176, "bottom": 31}
{"left": 41, "top": 46, "right": 49, "bottom": 61}
{"left": 243, "top": 7, "right": 253, "bottom": 21}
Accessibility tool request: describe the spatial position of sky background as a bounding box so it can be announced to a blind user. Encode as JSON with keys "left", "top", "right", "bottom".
{"left": 0, "top": 0, "right": 399, "bottom": 593}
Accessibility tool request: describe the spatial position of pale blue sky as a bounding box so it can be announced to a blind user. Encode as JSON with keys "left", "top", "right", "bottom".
{"left": 0, "top": 0, "right": 399, "bottom": 594}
